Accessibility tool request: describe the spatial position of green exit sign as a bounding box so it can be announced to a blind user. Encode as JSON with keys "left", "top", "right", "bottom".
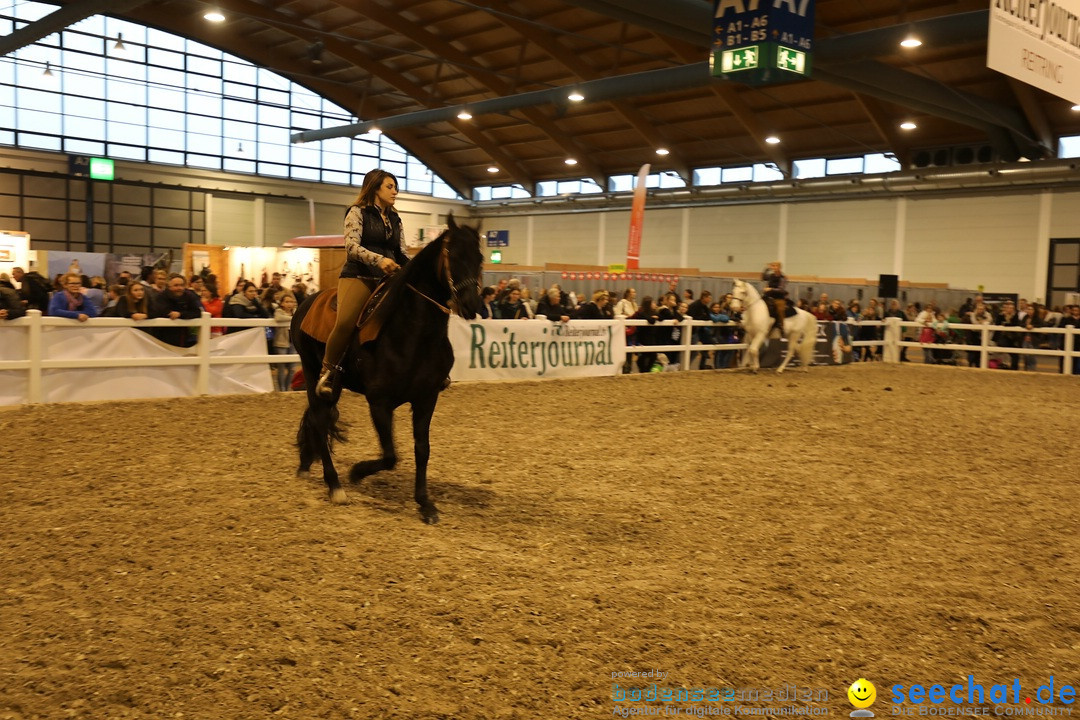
{"left": 89, "top": 157, "right": 114, "bottom": 180}
{"left": 490, "top": 250, "right": 502, "bottom": 264}
{"left": 712, "top": 43, "right": 812, "bottom": 85}
{"left": 776, "top": 46, "right": 807, "bottom": 74}
{"left": 719, "top": 45, "right": 760, "bottom": 73}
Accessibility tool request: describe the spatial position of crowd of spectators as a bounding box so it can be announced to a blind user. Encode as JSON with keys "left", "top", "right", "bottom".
{"left": 5, "top": 268, "right": 1079, "bottom": 377}
{"left": 472, "top": 278, "right": 1080, "bottom": 374}
{"left": 0, "top": 265, "right": 304, "bottom": 390}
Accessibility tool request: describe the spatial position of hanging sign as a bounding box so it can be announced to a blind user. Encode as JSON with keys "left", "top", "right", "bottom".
{"left": 710, "top": 0, "right": 815, "bottom": 86}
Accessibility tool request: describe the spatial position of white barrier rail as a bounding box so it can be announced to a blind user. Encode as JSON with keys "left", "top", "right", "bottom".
{"left": 1, "top": 313, "right": 1075, "bottom": 405}
{"left": 0, "top": 310, "right": 298, "bottom": 404}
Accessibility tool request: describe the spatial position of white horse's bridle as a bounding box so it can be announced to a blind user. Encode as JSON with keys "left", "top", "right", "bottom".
{"left": 730, "top": 282, "right": 765, "bottom": 312}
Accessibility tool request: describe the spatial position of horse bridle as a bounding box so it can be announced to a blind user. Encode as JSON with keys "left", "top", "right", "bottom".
{"left": 730, "top": 283, "right": 764, "bottom": 311}
{"left": 407, "top": 233, "right": 479, "bottom": 315}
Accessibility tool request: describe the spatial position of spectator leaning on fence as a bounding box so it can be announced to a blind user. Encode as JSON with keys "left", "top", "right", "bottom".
{"left": 614, "top": 288, "right": 637, "bottom": 318}
{"left": 115, "top": 281, "right": 151, "bottom": 321}
{"left": 477, "top": 286, "right": 497, "bottom": 319}
{"left": 994, "top": 300, "right": 1021, "bottom": 370}
{"left": 573, "top": 290, "right": 608, "bottom": 320}
{"left": 152, "top": 274, "right": 204, "bottom": 347}
{"left": 0, "top": 283, "right": 26, "bottom": 320}
{"left": 536, "top": 287, "right": 571, "bottom": 323}
{"left": 48, "top": 273, "right": 98, "bottom": 322}
{"left": 497, "top": 287, "right": 527, "bottom": 319}
{"left": 966, "top": 301, "right": 994, "bottom": 367}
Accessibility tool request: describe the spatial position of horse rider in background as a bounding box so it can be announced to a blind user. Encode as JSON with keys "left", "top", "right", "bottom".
{"left": 762, "top": 261, "right": 788, "bottom": 335}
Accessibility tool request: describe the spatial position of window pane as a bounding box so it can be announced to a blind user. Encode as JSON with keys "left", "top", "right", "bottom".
{"left": 147, "top": 47, "right": 183, "bottom": 70}
{"left": 826, "top": 156, "right": 863, "bottom": 174}
{"left": 109, "top": 119, "right": 147, "bottom": 146}
{"left": 223, "top": 61, "right": 257, "bottom": 84}
{"left": 722, "top": 166, "right": 752, "bottom": 183}
{"left": 3, "top": 10, "right": 442, "bottom": 197}
{"left": 1059, "top": 135, "right": 1080, "bottom": 158}
{"left": 223, "top": 99, "right": 256, "bottom": 123}
{"left": 224, "top": 81, "right": 256, "bottom": 101}
{"left": 65, "top": 138, "right": 105, "bottom": 155}
{"left": 20, "top": 133, "right": 62, "bottom": 151}
{"left": 794, "top": 158, "right": 825, "bottom": 179}
{"left": 19, "top": 109, "right": 62, "bottom": 135}
{"left": 864, "top": 153, "right": 901, "bottom": 174}
{"left": 694, "top": 167, "right": 721, "bottom": 186}
{"left": 19, "top": 87, "right": 61, "bottom": 113}
{"left": 106, "top": 78, "right": 146, "bottom": 105}
{"left": 187, "top": 55, "right": 221, "bottom": 76}
{"left": 753, "top": 163, "right": 784, "bottom": 182}
{"left": 147, "top": 85, "right": 183, "bottom": 110}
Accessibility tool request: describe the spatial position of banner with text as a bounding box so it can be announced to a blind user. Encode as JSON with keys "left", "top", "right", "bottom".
{"left": 988, "top": 0, "right": 1080, "bottom": 105}
{"left": 449, "top": 317, "right": 626, "bottom": 381}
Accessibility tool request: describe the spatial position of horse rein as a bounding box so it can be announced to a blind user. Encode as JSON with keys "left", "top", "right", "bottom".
{"left": 406, "top": 234, "right": 478, "bottom": 316}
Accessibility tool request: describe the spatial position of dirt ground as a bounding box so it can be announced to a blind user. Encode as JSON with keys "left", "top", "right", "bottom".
{"left": 1, "top": 364, "right": 1078, "bottom": 720}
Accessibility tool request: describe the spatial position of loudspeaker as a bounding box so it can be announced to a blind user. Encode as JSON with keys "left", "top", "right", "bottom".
{"left": 878, "top": 274, "right": 899, "bottom": 297}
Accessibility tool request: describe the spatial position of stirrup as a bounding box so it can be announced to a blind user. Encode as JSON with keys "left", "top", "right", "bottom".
{"left": 315, "top": 364, "right": 340, "bottom": 397}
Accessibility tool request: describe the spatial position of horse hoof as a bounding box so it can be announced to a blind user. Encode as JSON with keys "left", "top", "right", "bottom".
{"left": 420, "top": 506, "right": 440, "bottom": 524}
{"left": 329, "top": 488, "right": 348, "bottom": 505}
{"left": 297, "top": 469, "right": 311, "bottom": 480}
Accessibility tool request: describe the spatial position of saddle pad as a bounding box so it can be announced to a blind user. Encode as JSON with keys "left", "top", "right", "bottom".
{"left": 299, "top": 288, "right": 338, "bottom": 344}
{"left": 299, "top": 279, "right": 386, "bottom": 346}
{"left": 358, "top": 279, "right": 392, "bottom": 346}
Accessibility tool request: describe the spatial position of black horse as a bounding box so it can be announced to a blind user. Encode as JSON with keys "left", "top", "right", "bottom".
{"left": 291, "top": 214, "right": 483, "bottom": 523}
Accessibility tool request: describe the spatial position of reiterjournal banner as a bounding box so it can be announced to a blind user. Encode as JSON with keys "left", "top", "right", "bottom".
{"left": 449, "top": 316, "right": 627, "bottom": 381}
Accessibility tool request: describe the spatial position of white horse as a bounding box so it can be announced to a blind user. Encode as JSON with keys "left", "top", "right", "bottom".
{"left": 730, "top": 279, "right": 818, "bottom": 373}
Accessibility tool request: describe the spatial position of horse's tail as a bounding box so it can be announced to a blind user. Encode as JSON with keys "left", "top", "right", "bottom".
{"left": 297, "top": 400, "right": 347, "bottom": 454}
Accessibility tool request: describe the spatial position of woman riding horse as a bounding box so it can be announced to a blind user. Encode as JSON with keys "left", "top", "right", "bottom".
{"left": 762, "top": 261, "right": 788, "bottom": 335}
{"left": 317, "top": 168, "right": 410, "bottom": 397}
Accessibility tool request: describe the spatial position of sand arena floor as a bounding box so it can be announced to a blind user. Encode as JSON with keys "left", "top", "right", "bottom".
{"left": 1, "top": 364, "right": 1078, "bottom": 720}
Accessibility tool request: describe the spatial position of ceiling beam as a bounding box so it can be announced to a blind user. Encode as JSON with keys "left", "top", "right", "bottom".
{"left": 121, "top": 4, "right": 481, "bottom": 194}
{"left": 0, "top": 0, "right": 149, "bottom": 56}
{"left": 1006, "top": 78, "right": 1056, "bottom": 158}
{"left": 661, "top": 40, "right": 791, "bottom": 175}
{"left": 561, "top": 3, "right": 1039, "bottom": 159}
{"left": 352, "top": 0, "right": 607, "bottom": 188}
{"left": 471, "top": 0, "right": 694, "bottom": 182}
{"left": 854, "top": 95, "right": 911, "bottom": 167}
{"left": 140, "top": 0, "right": 533, "bottom": 195}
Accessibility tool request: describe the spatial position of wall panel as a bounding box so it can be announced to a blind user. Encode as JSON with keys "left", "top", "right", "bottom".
{"left": 788, "top": 199, "right": 896, "bottom": 278}
{"left": 904, "top": 194, "right": 1038, "bottom": 295}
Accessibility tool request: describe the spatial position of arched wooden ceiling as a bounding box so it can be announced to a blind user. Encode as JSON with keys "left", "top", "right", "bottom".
{"left": 23, "top": 0, "right": 1080, "bottom": 197}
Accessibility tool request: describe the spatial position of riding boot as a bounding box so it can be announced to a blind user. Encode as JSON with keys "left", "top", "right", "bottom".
{"left": 773, "top": 298, "right": 787, "bottom": 336}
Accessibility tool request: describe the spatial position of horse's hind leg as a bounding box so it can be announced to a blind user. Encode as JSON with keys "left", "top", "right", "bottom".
{"left": 776, "top": 340, "right": 796, "bottom": 374}
{"left": 410, "top": 393, "right": 440, "bottom": 525}
{"left": 349, "top": 401, "right": 397, "bottom": 482}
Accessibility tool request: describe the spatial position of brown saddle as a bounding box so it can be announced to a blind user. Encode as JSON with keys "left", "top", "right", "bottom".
{"left": 299, "top": 278, "right": 389, "bottom": 345}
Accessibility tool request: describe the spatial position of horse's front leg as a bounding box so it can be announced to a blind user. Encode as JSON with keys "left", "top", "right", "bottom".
{"left": 299, "top": 398, "right": 346, "bottom": 504}
{"left": 410, "top": 393, "right": 440, "bottom": 524}
{"left": 746, "top": 335, "right": 763, "bottom": 373}
{"left": 350, "top": 401, "right": 397, "bottom": 482}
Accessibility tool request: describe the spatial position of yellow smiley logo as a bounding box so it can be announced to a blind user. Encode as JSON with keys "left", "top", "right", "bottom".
{"left": 848, "top": 679, "right": 877, "bottom": 709}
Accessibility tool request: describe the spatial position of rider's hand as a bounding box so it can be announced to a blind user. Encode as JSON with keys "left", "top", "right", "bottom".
{"left": 379, "top": 257, "right": 399, "bottom": 274}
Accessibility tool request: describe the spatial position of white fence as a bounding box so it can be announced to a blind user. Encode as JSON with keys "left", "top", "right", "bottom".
{"left": 1, "top": 312, "right": 1076, "bottom": 405}
{"left": 0, "top": 311, "right": 298, "bottom": 405}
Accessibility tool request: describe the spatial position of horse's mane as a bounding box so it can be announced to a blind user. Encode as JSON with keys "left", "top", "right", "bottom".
{"left": 367, "top": 228, "right": 450, "bottom": 327}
